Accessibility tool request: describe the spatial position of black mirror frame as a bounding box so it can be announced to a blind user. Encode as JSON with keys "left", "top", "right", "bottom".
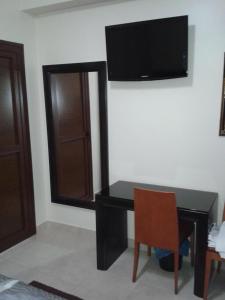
{"left": 43, "top": 61, "right": 109, "bottom": 209}
{"left": 219, "top": 54, "right": 225, "bottom": 136}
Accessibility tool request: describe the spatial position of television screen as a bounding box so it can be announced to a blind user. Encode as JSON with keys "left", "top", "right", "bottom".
{"left": 105, "top": 16, "right": 188, "bottom": 81}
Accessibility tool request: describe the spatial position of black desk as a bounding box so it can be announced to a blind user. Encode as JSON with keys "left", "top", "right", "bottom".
{"left": 95, "top": 180, "right": 218, "bottom": 298}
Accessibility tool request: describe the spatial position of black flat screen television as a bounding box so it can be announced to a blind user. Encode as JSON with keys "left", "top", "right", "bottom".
{"left": 105, "top": 15, "right": 188, "bottom": 81}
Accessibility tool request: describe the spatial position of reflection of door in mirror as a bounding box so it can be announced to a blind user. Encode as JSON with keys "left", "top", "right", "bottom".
{"left": 50, "top": 72, "right": 93, "bottom": 202}
{"left": 219, "top": 54, "right": 225, "bottom": 135}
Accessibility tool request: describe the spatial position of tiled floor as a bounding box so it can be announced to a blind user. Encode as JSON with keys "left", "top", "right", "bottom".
{"left": 0, "top": 222, "right": 224, "bottom": 300}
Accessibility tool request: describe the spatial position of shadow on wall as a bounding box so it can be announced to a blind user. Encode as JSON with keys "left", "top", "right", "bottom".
{"left": 109, "top": 25, "right": 195, "bottom": 90}
{"left": 34, "top": 0, "right": 137, "bottom": 17}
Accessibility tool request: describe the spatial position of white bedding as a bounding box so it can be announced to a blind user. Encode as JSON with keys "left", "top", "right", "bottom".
{"left": 0, "top": 275, "right": 65, "bottom": 300}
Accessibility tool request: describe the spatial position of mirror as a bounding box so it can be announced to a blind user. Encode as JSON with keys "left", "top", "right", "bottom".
{"left": 219, "top": 54, "right": 225, "bottom": 135}
{"left": 43, "top": 62, "right": 109, "bottom": 209}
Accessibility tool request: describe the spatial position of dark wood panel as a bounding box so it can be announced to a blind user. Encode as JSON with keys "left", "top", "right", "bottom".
{"left": 0, "top": 57, "right": 17, "bottom": 147}
{"left": 0, "top": 40, "right": 36, "bottom": 252}
{"left": 0, "top": 154, "right": 23, "bottom": 239}
{"left": 57, "top": 140, "right": 89, "bottom": 199}
{"left": 96, "top": 200, "right": 128, "bottom": 270}
{"left": 51, "top": 73, "right": 84, "bottom": 138}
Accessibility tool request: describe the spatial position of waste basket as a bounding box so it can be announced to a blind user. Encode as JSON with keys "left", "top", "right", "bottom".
{"left": 159, "top": 253, "right": 183, "bottom": 272}
{"left": 155, "top": 239, "right": 189, "bottom": 272}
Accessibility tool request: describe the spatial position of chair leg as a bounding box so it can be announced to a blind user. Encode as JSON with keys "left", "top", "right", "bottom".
{"left": 132, "top": 241, "right": 140, "bottom": 282}
{"left": 217, "top": 261, "right": 222, "bottom": 273}
{"left": 174, "top": 251, "right": 179, "bottom": 294}
{"left": 203, "top": 251, "right": 212, "bottom": 300}
{"left": 147, "top": 246, "right": 151, "bottom": 256}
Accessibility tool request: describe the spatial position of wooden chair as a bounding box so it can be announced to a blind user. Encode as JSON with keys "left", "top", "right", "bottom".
{"left": 132, "top": 188, "right": 180, "bottom": 294}
{"left": 203, "top": 205, "right": 225, "bottom": 300}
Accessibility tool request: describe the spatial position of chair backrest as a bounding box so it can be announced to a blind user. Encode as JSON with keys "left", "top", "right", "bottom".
{"left": 134, "top": 188, "right": 179, "bottom": 252}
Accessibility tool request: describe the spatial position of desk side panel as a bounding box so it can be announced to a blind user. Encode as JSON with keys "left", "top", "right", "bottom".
{"left": 96, "top": 196, "right": 128, "bottom": 270}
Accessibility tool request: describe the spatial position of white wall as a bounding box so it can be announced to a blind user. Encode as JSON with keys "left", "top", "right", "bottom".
{"left": 0, "top": 0, "right": 47, "bottom": 225}
{"left": 34, "top": 0, "right": 225, "bottom": 238}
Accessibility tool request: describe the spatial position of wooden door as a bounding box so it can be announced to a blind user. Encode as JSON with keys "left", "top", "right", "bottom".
{"left": 0, "top": 40, "right": 36, "bottom": 252}
{"left": 47, "top": 72, "right": 93, "bottom": 206}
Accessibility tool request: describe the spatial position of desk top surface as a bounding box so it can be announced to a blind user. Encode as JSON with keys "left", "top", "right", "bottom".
{"left": 96, "top": 180, "right": 218, "bottom": 213}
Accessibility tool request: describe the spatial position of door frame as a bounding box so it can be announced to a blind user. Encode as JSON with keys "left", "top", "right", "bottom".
{"left": 43, "top": 61, "right": 109, "bottom": 209}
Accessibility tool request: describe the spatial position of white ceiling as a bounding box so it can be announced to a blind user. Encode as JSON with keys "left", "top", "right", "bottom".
{"left": 21, "top": 0, "right": 131, "bottom": 16}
